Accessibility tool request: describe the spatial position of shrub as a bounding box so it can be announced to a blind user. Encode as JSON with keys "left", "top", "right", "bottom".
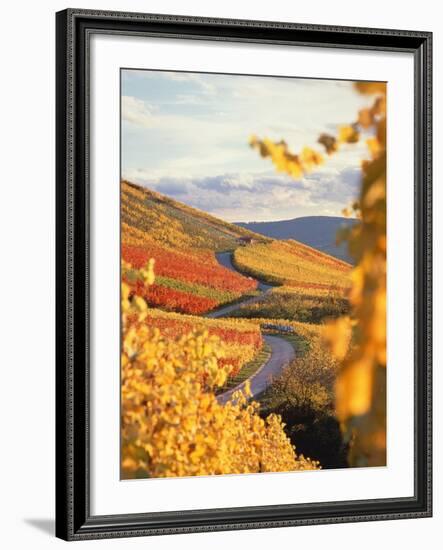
{"left": 121, "top": 282, "right": 319, "bottom": 478}
{"left": 261, "top": 337, "right": 348, "bottom": 468}
{"left": 231, "top": 291, "right": 350, "bottom": 324}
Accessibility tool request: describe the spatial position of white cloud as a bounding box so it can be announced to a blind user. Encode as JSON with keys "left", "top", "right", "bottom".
{"left": 123, "top": 163, "right": 363, "bottom": 223}
{"left": 162, "top": 72, "right": 217, "bottom": 95}
{"left": 121, "top": 96, "right": 153, "bottom": 128}
{"left": 122, "top": 70, "right": 379, "bottom": 220}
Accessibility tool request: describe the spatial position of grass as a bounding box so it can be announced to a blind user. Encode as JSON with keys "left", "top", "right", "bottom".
{"left": 216, "top": 342, "right": 272, "bottom": 393}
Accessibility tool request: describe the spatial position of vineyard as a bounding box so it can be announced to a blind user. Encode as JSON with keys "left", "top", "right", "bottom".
{"left": 122, "top": 244, "right": 257, "bottom": 314}
{"left": 121, "top": 180, "right": 354, "bottom": 476}
{"left": 121, "top": 181, "right": 350, "bottom": 318}
{"left": 144, "top": 308, "right": 264, "bottom": 375}
{"left": 233, "top": 240, "right": 351, "bottom": 291}
{"left": 229, "top": 287, "right": 350, "bottom": 323}
{"left": 121, "top": 181, "right": 351, "bottom": 387}
{"left": 121, "top": 278, "right": 319, "bottom": 478}
{"left": 122, "top": 180, "right": 267, "bottom": 251}
{"left": 121, "top": 181, "right": 263, "bottom": 314}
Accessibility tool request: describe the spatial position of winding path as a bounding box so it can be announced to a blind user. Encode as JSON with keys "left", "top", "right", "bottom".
{"left": 206, "top": 251, "right": 295, "bottom": 402}
{"left": 215, "top": 252, "right": 274, "bottom": 292}
{"left": 206, "top": 252, "right": 273, "bottom": 318}
{"left": 217, "top": 335, "right": 295, "bottom": 404}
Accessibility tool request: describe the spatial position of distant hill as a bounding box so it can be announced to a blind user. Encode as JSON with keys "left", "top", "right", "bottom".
{"left": 236, "top": 216, "right": 358, "bottom": 263}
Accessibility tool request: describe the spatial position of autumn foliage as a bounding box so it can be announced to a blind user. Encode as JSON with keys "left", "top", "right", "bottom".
{"left": 121, "top": 185, "right": 258, "bottom": 315}
{"left": 142, "top": 308, "right": 263, "bottom": 376}
{"left": 251, "top": 81, "right": 387, "bottom": 466}
{"left": 327, "top": 82, "right": 387, "bottom": 466}
{"left": 122, "top": 243, "right": 256, "bottom": 315}
{"left": 122, "top": 244, "right": 255, "bottom": 294}
{"left": 120, "top": 79, "right": 387, "bottom": 474}
{"left": 121, "top": 275, "right": 319, "bottom": 478}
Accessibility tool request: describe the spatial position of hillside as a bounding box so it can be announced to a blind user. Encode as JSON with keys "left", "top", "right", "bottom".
{"left": 236, "top": 216, "right": 358, "bottom": 263}
{"left": 121, "top": 181, "right": 351, "bottom": 318}
{"left": 122, "top": 180, "right": 269, "bottom": 253}
{"left": 233, "top": 240, "right": 351, "bottom": 292}
{"left": 231, "top": 239, "right": 351, "bottom": 323}
{"left": 121, "top": 180, "right": 267, "bottom": 314}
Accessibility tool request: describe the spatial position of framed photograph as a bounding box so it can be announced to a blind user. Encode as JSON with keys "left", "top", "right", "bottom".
{"left": 55, "top": 9, "right": 432, "bottom": 541}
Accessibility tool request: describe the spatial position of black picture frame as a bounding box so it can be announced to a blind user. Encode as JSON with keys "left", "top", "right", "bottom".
{"left": 55, "top": 8, "right": 432, "bottom": 541}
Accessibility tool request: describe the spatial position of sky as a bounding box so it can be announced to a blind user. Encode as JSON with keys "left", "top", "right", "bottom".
{"left": 121, "top": 69, "right": 377, "bottom": 222}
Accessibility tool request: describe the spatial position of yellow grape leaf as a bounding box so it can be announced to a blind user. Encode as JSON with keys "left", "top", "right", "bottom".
{"left": 366, "top": 137, "right": 381, "bottom": 158}
{"left": 338, "top": 125, "right": 359, "bottom": 144}
{"left": 363, "top": 177, "right": 386, "bottom": 208}
{"left": 358, "top": 108, "right": 374, "bottom": 129}
{"left": 335, "top": 358, "right": 373, "bottom": 419}
{"left": 354, "top": 82, "right": 387, "bottom": 95}
{"left": 323, "top": 316, "right": 352, "bottom": 361}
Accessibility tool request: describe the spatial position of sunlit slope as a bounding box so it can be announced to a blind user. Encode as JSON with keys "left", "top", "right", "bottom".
{"left": 121, "top": 180, "right": 267, "bottom": 314}
{"left": 233, "top": 239, "right": 352, "bottom": 295}
{"left": 122, "top": 180, "right": 268, "bottom": 252}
